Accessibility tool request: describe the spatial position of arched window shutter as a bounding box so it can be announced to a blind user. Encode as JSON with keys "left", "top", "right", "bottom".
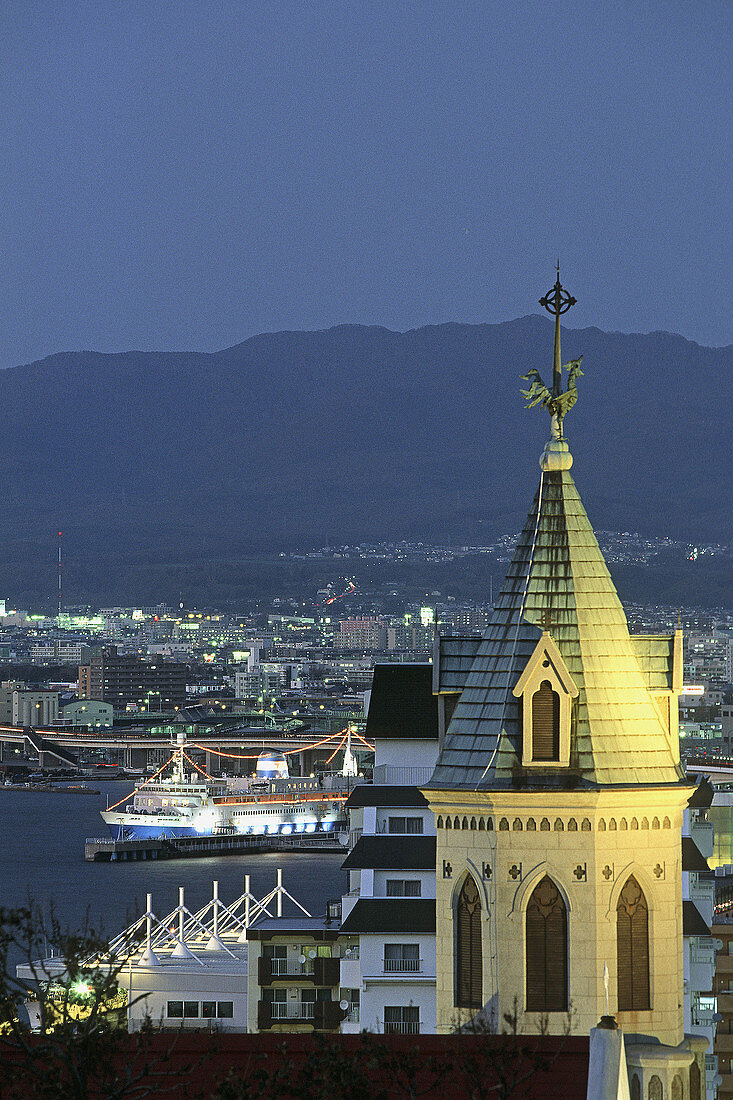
{"left": 531, "top": 680, "right": 560, "bottom": 760}
{"left": 526, "top": 876, "right": 568, "bottom": 1011}
{"left": 616, "top": 876, "right": 650, "bottom": 1011}
{"left": 456, "top": 877, "right": 482, "bottom": 1009}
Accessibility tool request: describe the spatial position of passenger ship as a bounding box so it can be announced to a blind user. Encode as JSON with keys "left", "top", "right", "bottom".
{"left": 100, "top": 732, "right": 354, "bottom": 841}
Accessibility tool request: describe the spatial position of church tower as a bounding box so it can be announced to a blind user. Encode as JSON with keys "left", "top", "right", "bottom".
{"left": 423, "top": 271, "right": 691, "bottom": 1048}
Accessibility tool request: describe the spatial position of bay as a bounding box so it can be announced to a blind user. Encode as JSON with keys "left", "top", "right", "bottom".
{"left": 0, "top": 782, "right": 346, "bottom": 938}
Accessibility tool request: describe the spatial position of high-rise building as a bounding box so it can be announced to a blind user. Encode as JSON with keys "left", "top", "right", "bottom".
{"left": 78, "top": 646, "right": 187, "bottom": 710}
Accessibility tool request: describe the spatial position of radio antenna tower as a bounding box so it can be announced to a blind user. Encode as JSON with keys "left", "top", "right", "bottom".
{"left": 57, "top": 530, "right": 62, "bottom": 620}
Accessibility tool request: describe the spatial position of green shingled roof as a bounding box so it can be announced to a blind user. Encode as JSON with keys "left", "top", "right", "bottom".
{"left": 427, "top": 466, "right": 686, "bottom": 791}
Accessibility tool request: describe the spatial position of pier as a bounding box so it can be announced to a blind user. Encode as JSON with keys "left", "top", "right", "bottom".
{"left": 85, "top": 830, "right": 348, "bottom": 862}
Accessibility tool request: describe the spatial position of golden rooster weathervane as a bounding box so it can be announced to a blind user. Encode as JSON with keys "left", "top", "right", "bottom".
{"left": 521, "top": 263, "right": 584, "bottom": 441}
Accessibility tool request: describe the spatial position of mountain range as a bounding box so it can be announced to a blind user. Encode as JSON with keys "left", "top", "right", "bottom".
{"left": 0, "top": 317, "right": 730, "bottom": 608}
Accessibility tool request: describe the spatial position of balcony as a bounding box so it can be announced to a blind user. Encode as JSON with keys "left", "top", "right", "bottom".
{"left": 717, "top": 954, "right": 733, "bottom": 974}
{"left": 715, "top": 1033, "right": 733, "bottom": 1053}
{"left": 692, "top": 937, "right": 716, "bottom": 966}
{"left": 272, "top": 1002, "right": 315, "bottom": 1021}
{"left": 259, "top": 956, "right": 340, "bottom": 986}
{"left": 383, "top": 1020, "right": 420, "bottom": 1035}
{"left": 384, "top": 958, "right": 422, "bottom": 974}
{"left": 257, "top": 999, "right": 346, "bottom": 1031}
{"left": 372, "top": 765, "right": 434, "bottom": 785}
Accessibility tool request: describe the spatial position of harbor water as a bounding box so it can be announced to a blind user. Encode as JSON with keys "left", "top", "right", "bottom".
{"left": 0, "top": 782, "right": 346, "bottom": 936}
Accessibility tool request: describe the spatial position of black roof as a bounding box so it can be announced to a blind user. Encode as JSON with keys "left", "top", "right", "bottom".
{"left": 682, "top": 837, "right": 710, "bottom": 872}
{"left": 345, "top": 785, "right": 428, "bottom": 809}
{"left": 340, "top": 898, "right": 435, "bottom": 934}
{"left": 342, "top": 835, "right": 436, "bottom": 870}
{"left": 687, "top": 777, "right": 715, "bottom": 809}
{"left": 682, "top": 900, "right": 711, "bottom": 936}
{"left": 365, "top": 664, "right": 439, "bottom": 742}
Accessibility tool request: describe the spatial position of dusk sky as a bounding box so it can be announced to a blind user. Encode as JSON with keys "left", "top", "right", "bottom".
{"left": 1, "top": 0, "right": 731, "bottom": 369}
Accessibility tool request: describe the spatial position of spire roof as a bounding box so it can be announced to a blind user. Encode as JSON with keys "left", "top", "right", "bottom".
{"left": 427, "top": 464, "right": 686, "bottom": 791}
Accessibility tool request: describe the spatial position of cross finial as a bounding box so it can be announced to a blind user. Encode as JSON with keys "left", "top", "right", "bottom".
{"left": 520, "top": 269, "right": 584, "bottom": 451}
{"left": 539, "top": 264, "right": 577, "bottom": 395}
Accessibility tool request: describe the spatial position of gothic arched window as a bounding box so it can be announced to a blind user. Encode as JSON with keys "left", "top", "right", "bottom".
{"left": 456, "top": 876, "right": 482, "bottom": 1009}
{"left": 690, "top": 1059, "right": 701, "bottom": 1100}
{"left": 532, "top": 680, "right": 560, "bottom": 760}
{"left": 526, "top": 876, "right": 568, "bottom": 1012}
{"left": 617, "top": 876, "right": 650, "bottom": 1011}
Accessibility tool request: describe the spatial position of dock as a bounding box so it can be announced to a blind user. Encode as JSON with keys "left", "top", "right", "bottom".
{"left": 84, "top": 831, "right": 348, "bottom": 862}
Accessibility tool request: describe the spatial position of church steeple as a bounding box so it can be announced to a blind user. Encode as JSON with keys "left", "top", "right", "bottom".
{"left": 428, "top": 270, "right": 685, "bottom": 792}
{"left": 423, "top": 273, "right": 692, "bottom": 1050}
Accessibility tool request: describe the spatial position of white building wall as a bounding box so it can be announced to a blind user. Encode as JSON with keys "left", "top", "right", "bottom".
{"left": 375, "top": 806, "right": 436, "bottom": 836}
{"left": 127, "top": 964, "right": 247, "bottom": 1032}
{"left": 12, "top": 690, "right": 59, "bottom": 727}
{"left": 352, "top": 932, "right": 436, "bottom": 1034}
{"left": 374, "top": 737, "right": 438, "bottom": 772}
{"left": 372, "top": 870, "right": 436, "bottom": 898}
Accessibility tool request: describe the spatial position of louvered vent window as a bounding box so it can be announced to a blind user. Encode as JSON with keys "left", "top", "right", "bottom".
{"left": 531, "top": 680, "right": 560, "bottom": 761}
{"left": 616, "top": 876, "right": 650, "bottom": 1011}
{"left": 526, "top": 876, "right": 568, "bottom": 1011}
{"left": 456, "top": 876, "right": 482, "bottom": 1009}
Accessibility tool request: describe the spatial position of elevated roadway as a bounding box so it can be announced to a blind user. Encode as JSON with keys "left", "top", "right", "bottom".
{"left": 0, "top": 723, "right": 371, "bottom": 773}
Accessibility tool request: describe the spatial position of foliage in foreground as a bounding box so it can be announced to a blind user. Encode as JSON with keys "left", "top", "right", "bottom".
{"left": 213, "top": 1004, "right": 573, "bottom": 1100}
{"left": 0, "top": 904, "right": 193, "bottom": 1100}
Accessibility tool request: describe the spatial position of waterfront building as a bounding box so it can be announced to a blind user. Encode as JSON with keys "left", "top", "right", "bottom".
{"left": 244, "top": 663, "right": 440, "bottom": 1036}
{"left": 246, "top": 909, "right": 344, "bottom": 1033}
{"left": 78, "top": 645, "right": 187, "bottom": 709}
{"left": 19, "top": 873, "right": 317, "bottom": 1037}
{"left": 0, "top": 680, "right": 24, "bottom": 724}
{"left": 422, "top": 273, "right": 705, "bottom": 1095}
{"left": 12, "top": 687, "right": 59, "bottom": 727}
{"left": 339, "top": 663, "right": 439, "bottom": 1034}
{"left": 58, "top": 698, "right": 113, "bottom": 729}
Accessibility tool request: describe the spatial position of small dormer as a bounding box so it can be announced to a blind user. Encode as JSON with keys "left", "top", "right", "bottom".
{"left": 512, "top": 632, "right": 579, "bottom": 767}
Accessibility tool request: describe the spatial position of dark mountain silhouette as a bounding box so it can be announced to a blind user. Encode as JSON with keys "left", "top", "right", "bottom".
{"left": 0, "top": 317, "right": 729, "bottom": 607}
